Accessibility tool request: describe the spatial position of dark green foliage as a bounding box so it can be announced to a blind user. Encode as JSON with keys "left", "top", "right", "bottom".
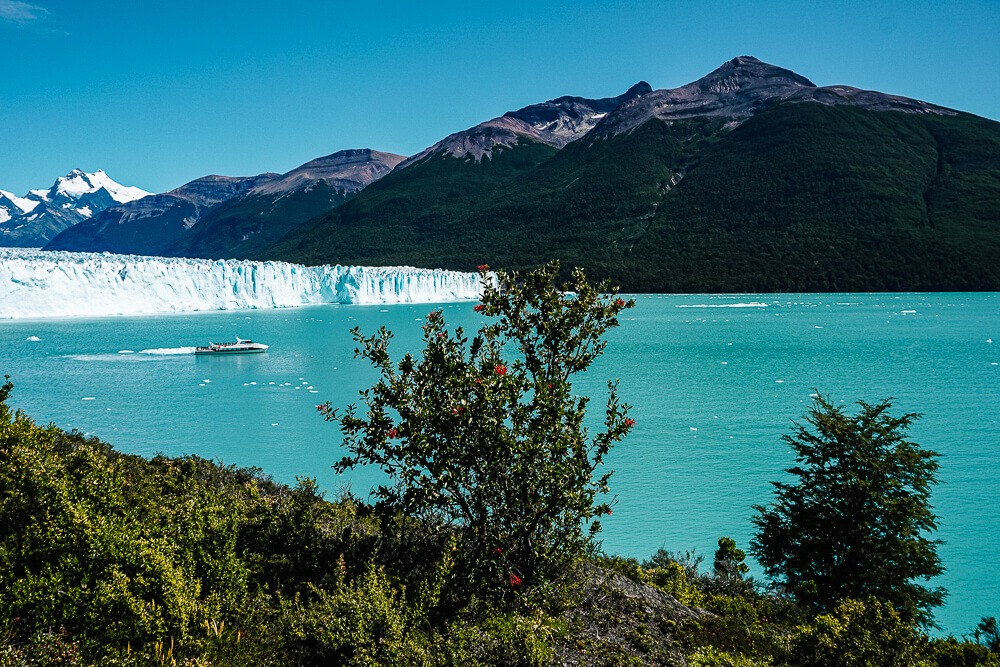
{"left": 263, "top": 104, "right": 1000, "bottom": 292}
{"left": 165, "top": 181, "right": 356, "bottom": 259}
{"left": 977, "top": 618, "right": 1000, "bottom": 652}
{"left": 715, "top": 537, "right": 750, "bottom": 580}
{"left": 323, "top": 262, "right": 635, "bottom": 594}
{"left": 751, "top": 394, "right": 945, "bottom": 627}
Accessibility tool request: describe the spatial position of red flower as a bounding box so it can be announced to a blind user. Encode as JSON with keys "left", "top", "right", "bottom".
{"left": 475, "top": 379, "right": 482, "bottom": 384}
{"left": 624, "top": 418, "right": 636, "bottom": 427}
{"left": 615, "top": 298, "right": 626, "bottom": 307}
{"left": 491, "top": 547, "right": 502, "bottom": 555}
{"left": 474, "top": 304, "right": 484, "bottom": 312}
{"left": 607, "top": 508, "right": 613, "bottom": 515}
{"left": 387, "top": 428, "right": 398, "bottom": 439}
{"left": 495, "top": 365, "right": 507, "bottom": 375}
{"left": 477, "top": 264, "right": 489, "bottom": 271}
{"left": 437, "top": 332, "right": 446, "bottom": 338}
{"left": 510, "top": 573, "right": 522, "bottom": 586}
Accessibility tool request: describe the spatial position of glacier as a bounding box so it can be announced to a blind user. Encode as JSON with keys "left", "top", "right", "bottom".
{"left": 0, "top": 248, "right": 483, "bottom": 319}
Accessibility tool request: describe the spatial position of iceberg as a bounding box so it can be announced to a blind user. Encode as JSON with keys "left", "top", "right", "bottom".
{"left": 0, "top": 248, "right": 483, "bottom": 319}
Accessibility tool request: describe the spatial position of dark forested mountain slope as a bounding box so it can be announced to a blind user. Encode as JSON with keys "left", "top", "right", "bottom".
{"left": 263, "top": 58, "right": 1000, "bottom": 292}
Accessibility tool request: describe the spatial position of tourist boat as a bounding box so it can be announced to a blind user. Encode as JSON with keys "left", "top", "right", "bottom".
{"left": 194, "top": 336, "right": 269, "bottom": 355}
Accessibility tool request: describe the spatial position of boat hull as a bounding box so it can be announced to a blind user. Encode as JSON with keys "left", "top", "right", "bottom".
{"left": 194, "top": 347, "right": 268, "bottom": 355}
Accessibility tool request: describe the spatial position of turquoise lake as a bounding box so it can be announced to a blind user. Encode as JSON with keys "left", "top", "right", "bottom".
{"left": 1, "top": 293, "right": 997, "bottom": 635}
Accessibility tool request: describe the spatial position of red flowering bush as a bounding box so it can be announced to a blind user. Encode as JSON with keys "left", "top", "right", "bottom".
{"left": 321, "top": 261, "right": 635, "bottom": 595}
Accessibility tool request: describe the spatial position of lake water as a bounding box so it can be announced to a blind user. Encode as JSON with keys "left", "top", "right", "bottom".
{"left": 1, "top": 293, "right": 997, "bottom": 635}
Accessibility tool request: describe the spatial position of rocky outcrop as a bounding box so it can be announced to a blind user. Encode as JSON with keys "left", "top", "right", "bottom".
{"left": 590, "top": 56, "right": 954, "bottom": 138}
{"left": 398, "top": 82, "right": 652, "bottom": 167}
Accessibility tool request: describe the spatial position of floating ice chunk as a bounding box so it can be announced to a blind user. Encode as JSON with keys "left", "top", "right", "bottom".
{"left": 988, "top": 339, "right": 993, "bottom": 343}
{"left": 309, "top": 390, "right": 319, "bottom": 393}
{"left": 82, "top": 397, "right": 95, "bottom": 400}
{"left": 690, "top": 427, "right": 698, "bottom": 431}
{"left": 203, "top": 379, "right": 210, "bottom": 383}
{"left": 268, "top": 382, "right": 275, "bottom": 385}
{"left": 26, "top": 335, "right": 41, "bottom": 341}
{"left": 776, "top": 380, "right": 784, "bottom": 383}
{"left": 271, "top": 423, "right": 278, "bottom": 426}
{"left": 118, "top": 350, "right": 134, "bottom": 354}
{"left": 814, "top": 326, "right": 823, "bottom": 329}
{"left": 249, "top": 382, "right": 257, "bottom": 385}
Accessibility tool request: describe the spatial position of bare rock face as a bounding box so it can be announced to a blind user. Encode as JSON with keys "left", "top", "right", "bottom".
{"left": 250, "top": 149, "right": 405, "bottom": 196}
{"left": 591, "top": 56, "right": 954, "bottom": 138}
{"left": 398, "top": 82, "right": 652, "bottom": 168}
{"left": 166, "top": 173, "right": 281, "bottom": 208}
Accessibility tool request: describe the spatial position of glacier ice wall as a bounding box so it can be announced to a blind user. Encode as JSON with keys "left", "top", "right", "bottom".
{"left": 0, "top": 248, "right": 483, "bottom": 319}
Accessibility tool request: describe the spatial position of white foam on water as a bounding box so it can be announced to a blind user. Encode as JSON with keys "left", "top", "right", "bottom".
{"left": 138, "top": 347, "right": 197, "bottom": 355}
{"left": 118, "top": 350, "right": 134, "bottom": 354}
{"left": 676, "top": 302, "right": 768, "bottom": 308}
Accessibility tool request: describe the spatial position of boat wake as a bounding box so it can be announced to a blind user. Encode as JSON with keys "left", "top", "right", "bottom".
{"left": 137, "top": 347, "right": 198, "bottom": 355}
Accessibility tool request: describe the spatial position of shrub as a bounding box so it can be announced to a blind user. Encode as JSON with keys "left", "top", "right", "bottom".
{"left": 322, "top": 261, "right": 635, "bottom": 594}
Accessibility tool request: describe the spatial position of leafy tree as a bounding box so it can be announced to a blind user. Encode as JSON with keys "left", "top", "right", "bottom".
{"left": 321, "top": 261, "right": 635, "bottom": 592}
{"left": 750, "top": 394, "right": 945, "bottom": 626}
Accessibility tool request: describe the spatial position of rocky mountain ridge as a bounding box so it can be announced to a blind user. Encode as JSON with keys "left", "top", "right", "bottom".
{"left": 590, "top": 56, "right": 954, "bottom": 138}
{"left": 44, "top": 149, "right": 404, "bottom": 258}
{"left": 0, "top": 169, "right": 150, "bottom": 247}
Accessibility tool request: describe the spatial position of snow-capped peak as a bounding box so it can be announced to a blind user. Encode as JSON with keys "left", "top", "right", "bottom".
{"left": 50, "top": 169, "right": 151, "bottom": 204}
{"left": 0, "top": 189, "right": 40, "bottom": 214}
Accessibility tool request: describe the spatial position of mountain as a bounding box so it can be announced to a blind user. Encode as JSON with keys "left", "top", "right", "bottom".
{"left": 45, "top": 149, "right": 404, "bottom": 258}
{"left": 0, "top": 169, "right": 151, "bottom": 247}
{"left": 163, "top": 149, "right": 405, "bottom": 259}
{"left": 45, "top": 174, "right": 280, "bottom": 255}
{"left": 263, "top": 57, "right": 1000, "bottom": 292}
{"left": 397, "top": 81, "right": 651, "bottom": 169}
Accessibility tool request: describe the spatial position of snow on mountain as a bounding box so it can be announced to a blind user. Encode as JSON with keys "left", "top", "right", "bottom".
{"left": 1, "top": 170, "right": 152, "bottom": 247}
{"left": 49, "top": 169, "right": 151, "bottom": 204}
{"left": 0, "top": 248, "right": 482, "bottom": 319}
{"left": 0, "top": 189, "right": 40, "bottom": 214}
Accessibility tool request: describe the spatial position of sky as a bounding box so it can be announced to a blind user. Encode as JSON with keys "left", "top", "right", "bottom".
{"left": 2, "top": 0, "right": 998, "bottom": 195}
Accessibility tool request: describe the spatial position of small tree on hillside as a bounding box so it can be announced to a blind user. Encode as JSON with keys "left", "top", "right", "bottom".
{"left": 750, "top": 394, "right": 945, "bottom": 627}
{"left": 320, "top": 261, "right": 635, "bottom": 593}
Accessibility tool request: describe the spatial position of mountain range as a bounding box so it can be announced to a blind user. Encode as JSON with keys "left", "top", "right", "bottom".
{"left": 0, "top": 170, "right": 150, "bottom": 247}
{"left": 265, "top": 56, "right": 1000, "bottom": 291}
{"left": 43, "top": 149, "right": 404, "bottom": 257}
{"left": 13, "top": 56, "right": 1000, "bottom": 291}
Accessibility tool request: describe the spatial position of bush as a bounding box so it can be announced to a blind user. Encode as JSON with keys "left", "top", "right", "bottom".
{"left": 790, "top": 597, "right": 930, "bottom": 667}
{"left": 322, "top": 261, "right": 635, "bottom": 594}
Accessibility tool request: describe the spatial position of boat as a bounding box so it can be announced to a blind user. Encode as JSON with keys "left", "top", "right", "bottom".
{"left": 194, "top": 336, "right": 269, "bottom": 355}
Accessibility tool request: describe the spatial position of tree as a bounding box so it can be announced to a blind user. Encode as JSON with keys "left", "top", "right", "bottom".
{"left": 320, "top": 261, "right": 635, "bottom": 592}
{"left": 750, "top": 394, "right": 945, "bottom": 626}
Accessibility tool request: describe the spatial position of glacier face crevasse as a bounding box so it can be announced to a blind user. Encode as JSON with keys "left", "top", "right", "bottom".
{"left": 0, "top": 248, "right": 483, "bottom": 319}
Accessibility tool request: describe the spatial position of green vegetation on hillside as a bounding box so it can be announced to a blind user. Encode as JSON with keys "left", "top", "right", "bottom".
{"left": 165, "top": 181, "right": 356, "bottom": 260}
{"left": 264, "top": 104, "right": 1000, "bottom": 292}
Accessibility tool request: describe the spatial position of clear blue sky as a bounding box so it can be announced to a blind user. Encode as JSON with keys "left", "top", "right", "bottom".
{"left": 2, "top": 0, "right": 998, "bottom": 195}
